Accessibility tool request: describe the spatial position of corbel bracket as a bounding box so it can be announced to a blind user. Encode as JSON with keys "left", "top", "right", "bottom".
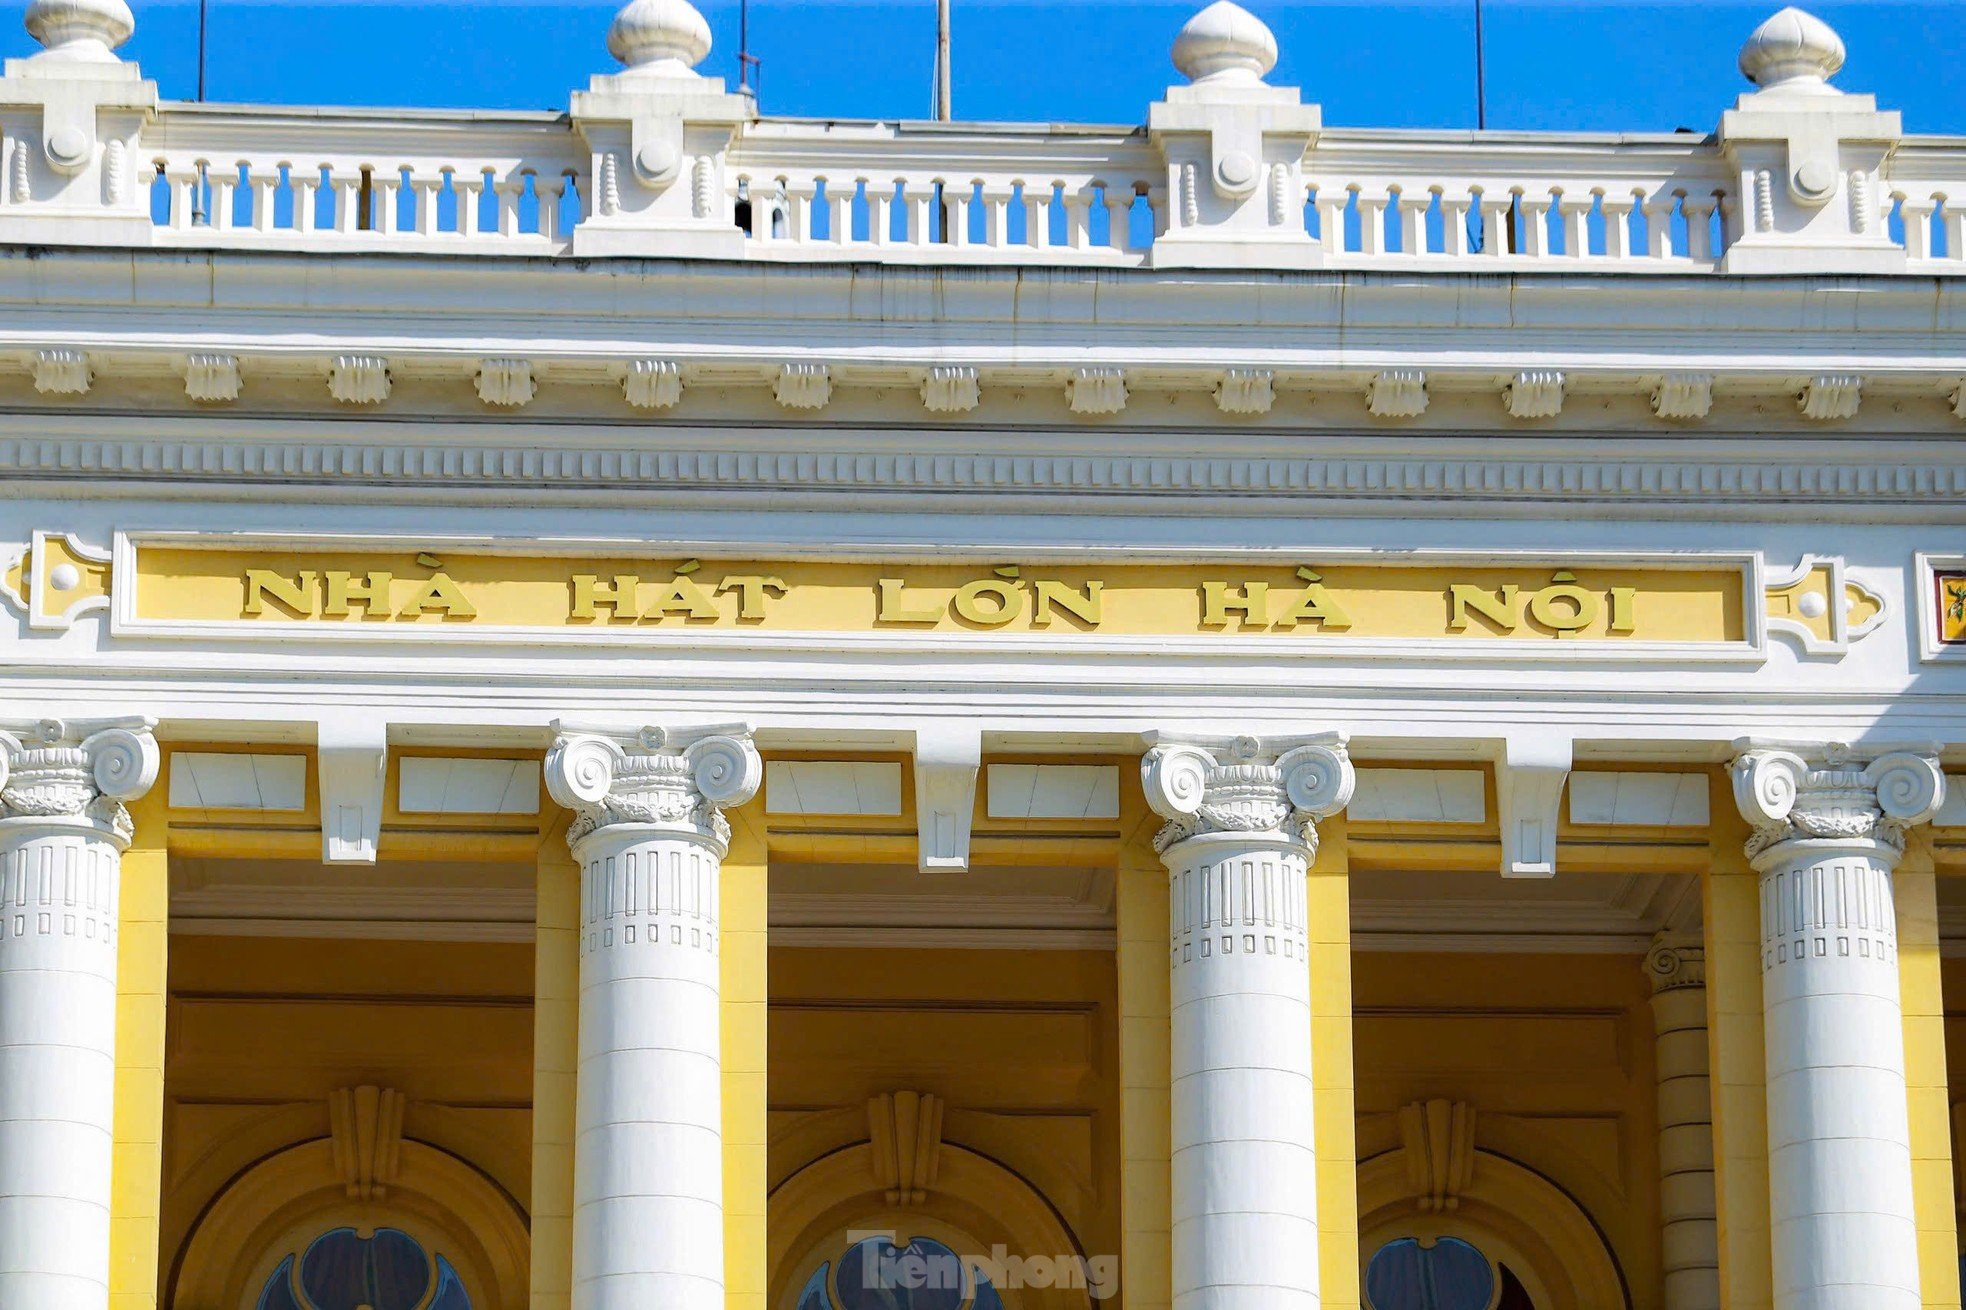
{"left": 913, "top": 723, "right": 981, "bottom": 874}
{"left": 318, "top": 716, "right": 387, "bottom": 864}
{"left": 1497, "top": 734, "right": 1572, "bottom": 879}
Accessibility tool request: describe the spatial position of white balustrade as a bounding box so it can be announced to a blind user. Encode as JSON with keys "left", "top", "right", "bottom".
{"left": 140, "top": 107, "right": 586, "bottom": 253}
{"left": 0, "top": 0, "right": 1959, "bottom": 275}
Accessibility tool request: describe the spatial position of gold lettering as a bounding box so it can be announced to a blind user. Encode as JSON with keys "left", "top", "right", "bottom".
{"left": 1031, "top": 580, "right": 1104, "bottom": 628}
{"left": 572, "top": 574, "right": 640, "bottom": 621}
{"left": 878, "top": 578, "right": 943, "bottom": 625}
{"left": 953, "top": 579, "right": 1024, "bottom": 627}
{"left": 646, "top": 575, "right": 721, "bottom": 620}
{"left": 1202, "top": 581, "right": 1269, "bottom": 628}
{"left": 1527, "top": 581, "right": 1599, "bottom": 635}
{"left": 1609, "top": 587, "right": 1637, "bottom": 634}
{"left": 243, "top": 569, "right": 316, "bottom": 617}
{"left": 719, "top": 575, "right": 788, "bottom": 622}
{"left": 1276, "top": 583, "right": 1353, "bottom": 631}
{"left": 1447, "top": 584, "right": 1520, "bottom": 633}
{"left": 399, "top": 572, "right": 477, "bottom": 619}
{"left": 323, "top": 571, "right": 392, "bottom": 619}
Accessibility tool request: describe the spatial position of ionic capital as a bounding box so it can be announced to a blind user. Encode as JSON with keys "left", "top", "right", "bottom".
{"left": 545, "top": 721, "right": 760, "bottom": 854}
{"left": 1730, "top": 740, "right": 1945, "bottom": 869}
{"left": 0, "top": 716, "right": 159, "bottom": 845}
{"left": 1141, "top": 731, "right": 1354, "bottom": 856}
{"left": 1644, "top": 933, "right": 1706, "bottom": 994}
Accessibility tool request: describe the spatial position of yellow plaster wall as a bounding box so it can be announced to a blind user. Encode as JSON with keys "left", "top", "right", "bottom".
{"left": 532, "top": 825, "right": 579, "bottom": 1310}
{"left": 1350, "top": 949, "right": 1662, "bottom": 1308}
{"left": 1897, "top": 840, "right": 1960, "bottom": 1308}
{"left": 766, "top": 946, "right": 1123, "bottom": 1291}
{"left": 160, "top": 935, "right": 535, "bottom": 1304}
{"left": 1310, "top": 817, "right": 1360, "bottom": 1310}
{"left": 1116, "top": 787, "right": 1172, "bottom": 1310}
{"left": 724, "top": 803, "right": 771, "bottom": 1310}
{"left": 111, "top": 788, "right": 170, "bottom": 1310}
{"left": 1704, "top": 791, "right": 1773, "bottom": 1310}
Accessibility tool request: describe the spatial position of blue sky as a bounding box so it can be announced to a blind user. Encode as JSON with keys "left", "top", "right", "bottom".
{"left": 3, "top": 2, "right": 1963, "bottom": 134}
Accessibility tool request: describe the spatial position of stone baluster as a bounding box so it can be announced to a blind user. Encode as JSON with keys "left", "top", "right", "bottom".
{"left": 0, "top": 717, "right": 159, "bottom": 1310}
{"left": 1731, "top": 743, "right": 1945, "bottom": 1310}
{"left": 1143, "top": 732, "right": 1355, "bottom": 1310}
{"left": 544, "top": 722, "right": 761, "bottom": 1310}
{"left": 1645, "top": 934, "right": 1720, "bottom": 1310}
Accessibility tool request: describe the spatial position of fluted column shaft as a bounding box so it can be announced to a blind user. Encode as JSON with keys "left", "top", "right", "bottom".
{"left": 1732, "top": 744, "right": 1944, "bottom": 1310}
{"left": 0, "top": 718, "right": 157, "bottom": 1310}
{"left": 546, "top": 724, "right": 761, "bottom": 1310}
{"left": 1645, "top": 936, "right": 1719, "bottom": 1310}
{"left": 1143, "top": 733, "right": 1354, "bottom": 1310}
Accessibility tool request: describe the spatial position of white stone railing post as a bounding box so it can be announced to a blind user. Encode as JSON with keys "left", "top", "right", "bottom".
{"left": 544, "top": 722, "right": 761, "bottom": 1310}
{"left": 1142, "top": 732, "right": 1354, "bottom": 1310}
{"left": 0, "top": 1, "right": 157, "bottom": 246}
{"left": 1645, "top": 934, "right": 1720, "bottom": 1310}
{"left": 1148, "top": 1, "right": 1320, "bottom": 270}
{"left": 1718, "top": 7, "right": 1904, "bottom": 273}
{"left": 1731, "top": 743, "right": 1945, "bottom": 1310}
{"left": 568, "top": 0, "right": 753, "bottom": 259}
{"left": 0, "top": 716, "right": 159, "bottom": 1310}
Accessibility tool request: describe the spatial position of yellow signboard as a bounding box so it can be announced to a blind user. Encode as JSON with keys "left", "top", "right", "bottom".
{"left": 129, "top": 545, "right": 1749, "bottom": 644}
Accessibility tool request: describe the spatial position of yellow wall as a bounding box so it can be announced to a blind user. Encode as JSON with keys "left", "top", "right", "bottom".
{"left": 1898, "top": 838, "right": 1960, "bottom": 1308}
{"left": 160, "top": 935, "right": 535, "bottom": 1303}
{"left": 1310, "top": 818, "right": 1360, "bottom": 1310}
{"left": 724, "top": 804, "right": 771, "bottom": 1310}
{"left": 1705, "top": 792, "right": 1773, "bottom": 1310}
{"left": 1351, "top": 950, "right": 1663, "bottom": 1308}
{"left": 1116, "top": 786, "right": 1171, "bottom": 1310}
{"left": 111, "top": 788, "right": 170, "bottom": 1310}
{"left": 531, "top": 824, "right": 579, "bottom": 1310}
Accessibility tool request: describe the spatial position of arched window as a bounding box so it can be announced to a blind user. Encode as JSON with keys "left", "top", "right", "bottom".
{"left": 793, "top": 1235, "right": 1005, "bottom": 1310}
{"left": 254, "top": 1227, "right": 474, "bottom": 1310}
{"left": 1364, "top": 1235, "right": 1537, "bottom": 1310}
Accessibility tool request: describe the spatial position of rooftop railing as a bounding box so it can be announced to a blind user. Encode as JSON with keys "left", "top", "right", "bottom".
{"left": 0, "top": 0, "right": 1953, "bottom": 277}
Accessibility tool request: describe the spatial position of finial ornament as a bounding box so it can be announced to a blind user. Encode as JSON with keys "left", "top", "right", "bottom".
{"left": 23, "top": 0, "right": 135, "bottom": 62}
{"left": 608, "top": 0, "right": 713, "bottom": 77}
{"left": 1172, "top": 0, "right": 1279, "bottom": 86}
{"left": 1738, "top": 6, "right": 1846, "bottom": 95}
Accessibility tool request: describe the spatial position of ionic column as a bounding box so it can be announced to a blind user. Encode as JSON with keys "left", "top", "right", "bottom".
{"left": 1731, "top": 745, "right": 1944, "bottom": 1310}
{"left": 0, "top": 718, "right": 159, "bottom": 1310}
{"left": 1644, "top": 934, "right": 1719, "bottom": 1310}
{"left": 1142, "top": 733, "right": 1355, "bottom": 1310}
{"left": 544, "top": 724, "right": 762, "bottom": 1310}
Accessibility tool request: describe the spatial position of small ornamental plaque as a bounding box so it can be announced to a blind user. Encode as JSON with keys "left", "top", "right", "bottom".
{"left": 1938, "top": 571, "right": 1966, "bottom": 646}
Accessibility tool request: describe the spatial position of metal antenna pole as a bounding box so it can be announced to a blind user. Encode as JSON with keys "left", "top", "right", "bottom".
{"left": 738, "top": 0, "right": 760, "bottom": 99}
{"left": 935, "top": 0, "right": 952, "bottom": 122}
{"left": 197, "top": 0, "right": 210, "bottom": 102}
{"left": 1473, "top": 0, "right": 1486, "bottom": 130}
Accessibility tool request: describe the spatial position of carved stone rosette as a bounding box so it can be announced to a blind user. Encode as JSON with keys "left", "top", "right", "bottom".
{"left": 544, "top": 723, "right": 761, "bottom": 856}
{"left": 1141, "top": 731, "right": 1355, "bottom": 857}
{"left": 0, "top": 716, "right": 159, "bottom": 847}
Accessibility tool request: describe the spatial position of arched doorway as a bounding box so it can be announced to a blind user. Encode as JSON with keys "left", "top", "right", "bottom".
{"left": 169, "top": 1137, "right": 528, "bottom": 1310}
{"left": 1356, "top": 1149, "right": 1628, "bottom": 1310}
{"left": 770, "top": 1141, "right": 1098, "bottom": 1310}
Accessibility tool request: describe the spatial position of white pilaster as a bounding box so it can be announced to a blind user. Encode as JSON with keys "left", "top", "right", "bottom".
{"left": 1142, "top": 732, "right": 1354, "bottom": 1310}
{"left": 545, "top": 722, "right": 761, "bottom": 1310}
{"left": 1731, "top": 743, "right": 1944, "bottom": 1310}
{"left": 1644, "top": 934, "right": 1720, "bottom": 1310}
{"left": 0, "top": 716, "right": 158, "bottom": 1310}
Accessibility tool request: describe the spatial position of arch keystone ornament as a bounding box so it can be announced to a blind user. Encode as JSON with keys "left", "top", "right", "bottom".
{"left": 1142, "top": 730, "right": 1354, "bottom": 1310}
{"left": 0, "top": 716, "right": 158, "bottom": 1310}
{"left": 544, "top": 721, "right": 760, "bottom": 1310}
{"left": 1730, "top": 740, "right": 1944, "bottom": 1310}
